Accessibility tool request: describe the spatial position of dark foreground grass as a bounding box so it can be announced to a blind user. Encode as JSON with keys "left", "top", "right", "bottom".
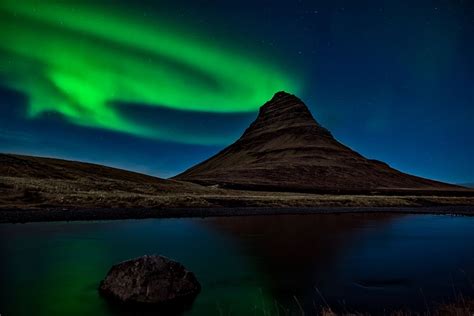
{"left": 246, "top": 297, "right": 474, "bottom": 316}
{"left": 2, "top": 175, "right": 474, "bottom": 223}
{"left": 215, "top": 286, "right": 474, "bottom": 316}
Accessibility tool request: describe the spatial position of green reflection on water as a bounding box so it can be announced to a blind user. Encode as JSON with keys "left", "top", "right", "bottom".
{"left": 0, "top": 219, "right": 274, "bottom": 316}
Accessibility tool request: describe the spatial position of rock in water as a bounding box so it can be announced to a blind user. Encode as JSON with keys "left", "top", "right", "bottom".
{"left": 99, "top": 255, "right": 200, "bottom": 306}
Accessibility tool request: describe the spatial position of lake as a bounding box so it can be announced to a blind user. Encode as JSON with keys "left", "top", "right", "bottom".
{"left": 1, "top": 213, "right": 474, "bottom": 315}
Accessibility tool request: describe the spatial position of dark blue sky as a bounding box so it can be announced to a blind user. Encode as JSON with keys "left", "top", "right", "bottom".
{"left": 0, "top": 0, "right": 473, "bottom": 183}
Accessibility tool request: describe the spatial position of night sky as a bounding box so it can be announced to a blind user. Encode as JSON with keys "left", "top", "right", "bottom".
{"left": 0, "top": 0, "right": 473, "bottom": 183}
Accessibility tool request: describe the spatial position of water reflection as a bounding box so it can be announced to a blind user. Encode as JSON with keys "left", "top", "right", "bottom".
{"left": 1, "top": 214, "right": 473, "bottom": 315}
{"left": 208, "top": 214, "right": 400, "bottom": 312}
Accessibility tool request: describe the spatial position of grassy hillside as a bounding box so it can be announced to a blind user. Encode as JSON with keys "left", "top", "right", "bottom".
{"left": 1, "top": 153, "right": 474, "bottom": 214}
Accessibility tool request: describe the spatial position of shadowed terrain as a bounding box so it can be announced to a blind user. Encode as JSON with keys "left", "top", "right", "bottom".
{"left": 0, "top": 153, "right": 190, "bottom": 190}
{"left": 1, "top": 93, "right": 473, "bottom": 221}
{"left": 1, "top": 152, "right": 474, "bottom": 223}
{"left": 0, "top": 153, "right": 212, "bottom": 209}
{"left": 175, "top": 92, "right": 462, "bottom": 193}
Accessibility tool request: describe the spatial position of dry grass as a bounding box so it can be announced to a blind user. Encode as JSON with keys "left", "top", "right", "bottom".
{"left": 1, "top": 153, "right": 473, "bottom": 211}
{"left": 2, "top": 175, "right": 474, "bottom": 211}
{"left": 242, "top": 294, "right": 474, "bottom": 316}
{"left": 318, "top": 301, "right": 474, "bottom": 316}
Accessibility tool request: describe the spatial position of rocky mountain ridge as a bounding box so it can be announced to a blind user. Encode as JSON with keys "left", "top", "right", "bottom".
{"left": 175, "top": 92, "right": 459, "bottom": 192}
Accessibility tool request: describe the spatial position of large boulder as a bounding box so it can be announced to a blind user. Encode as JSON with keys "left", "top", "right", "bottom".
{"left": 99, "top": 255, "right": 201, "bottom": 306}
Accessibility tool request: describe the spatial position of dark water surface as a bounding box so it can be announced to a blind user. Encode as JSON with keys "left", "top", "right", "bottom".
{"left": 1, "top": 213, "right": 474, "bottom": 315}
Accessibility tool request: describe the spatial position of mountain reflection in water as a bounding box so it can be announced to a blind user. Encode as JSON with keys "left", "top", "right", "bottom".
{"left": 208, "top": 213, "right": 402, "bottom": 312}
{"left": 1, "top": 213, "right": 474, "bottom": 315}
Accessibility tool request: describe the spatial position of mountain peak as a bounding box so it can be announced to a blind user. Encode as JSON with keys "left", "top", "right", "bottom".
{"left": 175, "top": 92, "right": 455, "bottom": 192}
{"left": 261, "top": 91, "right": 306, "bottom": 113}
{"left": 271, "top": 90, "right": 298, "bottom": 100}
{"left": 241, "top": 91, "right": 330, "bottom": 141}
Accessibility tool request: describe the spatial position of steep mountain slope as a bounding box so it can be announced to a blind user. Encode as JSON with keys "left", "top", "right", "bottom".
{"left": 175, "top": 92, "right": 459, "bottom": 192}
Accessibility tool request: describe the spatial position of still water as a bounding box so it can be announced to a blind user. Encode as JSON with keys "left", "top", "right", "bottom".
{"left": 1, "top": 213, "right": 474, "bottom": 315}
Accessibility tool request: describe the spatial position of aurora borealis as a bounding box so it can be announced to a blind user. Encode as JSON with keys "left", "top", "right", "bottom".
{"left": 0, "top": 1, "right": 298, "bottom": 143}
{"left": 1, "top": 0, "right": 473, "bottom": 183}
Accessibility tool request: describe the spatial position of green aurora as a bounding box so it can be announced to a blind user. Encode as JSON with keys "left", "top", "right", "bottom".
{"left": 0, "top": 2, "right": 299, "bottom": 144}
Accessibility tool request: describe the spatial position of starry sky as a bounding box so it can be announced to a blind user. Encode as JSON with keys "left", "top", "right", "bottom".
{"left": 0, "top": 0, "right": 473, "bottom": 183}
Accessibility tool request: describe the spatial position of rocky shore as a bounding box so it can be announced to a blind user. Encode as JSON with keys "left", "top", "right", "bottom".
{"left": 1, "top": 205, "right": 473, "bottom": 223}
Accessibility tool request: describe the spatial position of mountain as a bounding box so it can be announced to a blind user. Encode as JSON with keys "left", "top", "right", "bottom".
{"left": 0, "top": 153, "right": 189, "bottom": 191}
{"left": 459, "top": 183, "right": 474, "bottom": 189}
{"left": 1, "top": 152, "right": 473, "bottom": 220}
{"left": 175, "top": 92, "right": 459, "bottom": 193}
{"left": 0, "top": 153, "right": 214, "bottom": 212}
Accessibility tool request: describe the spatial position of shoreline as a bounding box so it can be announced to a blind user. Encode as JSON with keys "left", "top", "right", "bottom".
{"left": 1, "top": 205, "right": 473, "bottom": 224}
